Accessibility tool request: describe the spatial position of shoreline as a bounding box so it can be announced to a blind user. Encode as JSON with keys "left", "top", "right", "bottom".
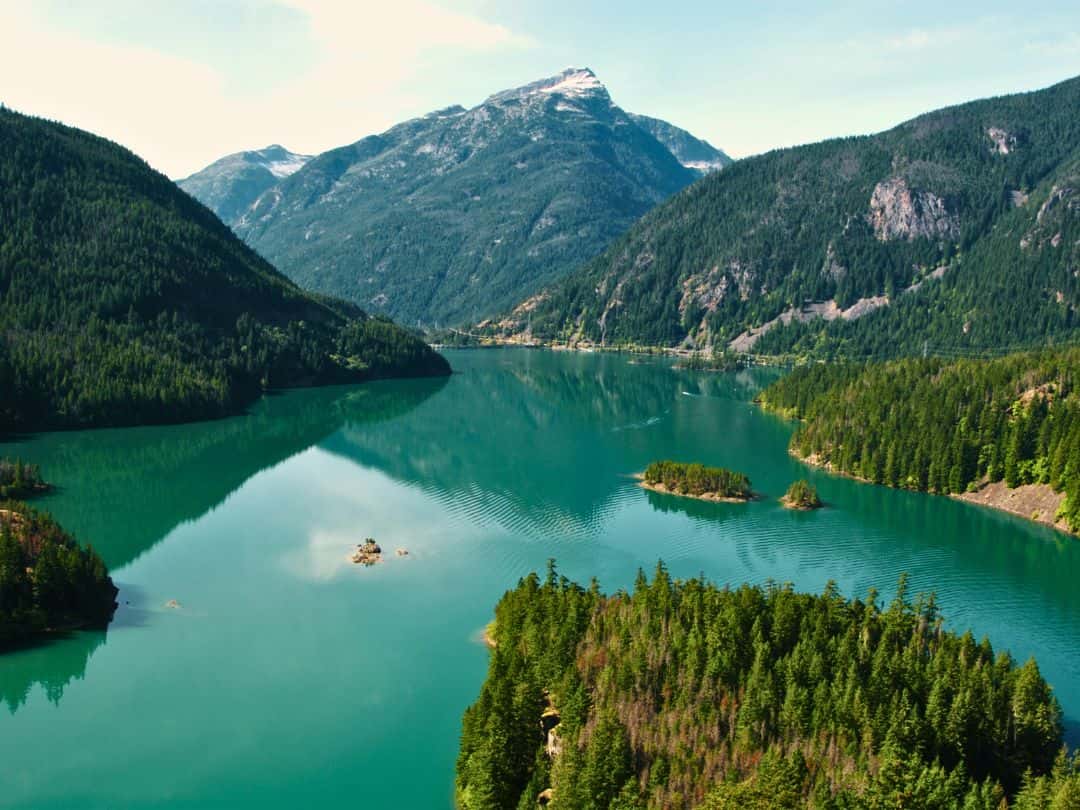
{"left": 788, "top": 448, "right": 1075, "bottom": 537}
{"left": 635, "top": 474, "right": 754, "bottom": 504}
{"left": 435, "top": 337, "right": 791, "bottom": 367}
{"left": 953, "top": 481, "right": 1071, "bottom": 535}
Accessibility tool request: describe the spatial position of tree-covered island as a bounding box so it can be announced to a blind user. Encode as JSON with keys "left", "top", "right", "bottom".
{"left": 782, "top": 479, "right": 822, "bottom": 510}
{"left": 640, "top": 460, "right": 753, "bottom": 502}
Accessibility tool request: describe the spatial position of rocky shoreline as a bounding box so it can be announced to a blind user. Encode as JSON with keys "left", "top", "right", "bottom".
{"left": 792, "top": 449, "right": 1073, "bottom": 535}
{"left": 954, "top": 481, "right": 1071, "bottom": 534}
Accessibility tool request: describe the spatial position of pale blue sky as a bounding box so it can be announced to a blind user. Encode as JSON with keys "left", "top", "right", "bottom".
{"left": 4, "top": 1, "right": 1079, "bottom": 177}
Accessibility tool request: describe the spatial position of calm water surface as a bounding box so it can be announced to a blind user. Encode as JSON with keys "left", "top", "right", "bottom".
{"left": 2, "top": 349, "right": 1079, "bottom": 808}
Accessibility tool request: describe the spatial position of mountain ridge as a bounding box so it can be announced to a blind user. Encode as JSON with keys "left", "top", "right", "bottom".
{"left": 182, "top": 68, "right": 731, "bottom": 326}
{"left": 493, "top": 73, "right": 1080, "bottom": 356}
{"left": 627, "top": 112, "right": 731, "bottom": 174}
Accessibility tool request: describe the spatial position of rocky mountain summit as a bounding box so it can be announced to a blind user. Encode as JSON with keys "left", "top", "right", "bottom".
{"left": 183, "top": 68, "right": 729, "bottom": 325}
{"left": 178, "top": 145, "right": 311, "bottom": 224}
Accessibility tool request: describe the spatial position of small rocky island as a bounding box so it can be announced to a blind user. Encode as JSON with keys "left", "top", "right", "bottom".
{"left": 782, "top": 479, "right": 823, "bottom": 510}
{"left": 638, "top": 460, "right": 753, "bottom": 502}
{"left": 352, "top": 538, "right": 382, "bottom": 566}
{"left": 350, "top": 539, "right": 411, "bottom": 567}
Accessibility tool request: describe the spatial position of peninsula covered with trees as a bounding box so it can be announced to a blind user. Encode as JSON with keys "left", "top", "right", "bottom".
{"left": 456, "top": 564, "right": 1074, "bottom": 810}
{"left": 759, "top": 348, "right": 1080, "bottom": 532}
{"left": 640, "top": 460, "right": 752, "bottom": 502}
{"left": 0, "top": 107, "right": 449, "bottom": 432}
{"left": 0, "top": 503, "right": 117, "bottom": 646}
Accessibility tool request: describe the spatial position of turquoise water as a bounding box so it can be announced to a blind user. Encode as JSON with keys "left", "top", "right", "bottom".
{"left": 1, "top": 349, "right": 1078, "bottom": 808}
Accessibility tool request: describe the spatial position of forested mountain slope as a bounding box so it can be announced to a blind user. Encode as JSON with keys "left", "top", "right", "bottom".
{"left": 224, "top": 69, "right": 722, "bottom": 325}
{"left": 626, "top": 113, "right": 731, "bottom": 174}
{"left": 759, "top": 348, "right": 1080, "bottom": 532}
{"left": 0, "top": 107, "right": 448, "bottom": 431}
{"left": 456, "top": 566, "right": 1074, "bottom": 809}
{"left": 499, "top": 75, "right": 1080, "bottom": 355}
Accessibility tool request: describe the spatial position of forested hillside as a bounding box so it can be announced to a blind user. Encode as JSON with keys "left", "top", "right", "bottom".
{"left": 498, "top": 75, "right": 1080, "bottom": 356}
{"left": 227, "top": 69, "right": 711, "bottom": 325}
{"left": 0, "top": 107, "right": 448, "bottom": 431}
{"left": 457, "top": 566, "right": 1074, "bottom": 809}
{"left": 759, "top": 349, "right": 1080, "bottom": 531}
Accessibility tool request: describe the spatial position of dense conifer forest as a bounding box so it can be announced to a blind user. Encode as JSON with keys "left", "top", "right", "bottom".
{"left": 456, "top": 565, "right": 1075, "bottom": 810}
{"left": 759, "top": 349, "right": 1080, "bottom": 530}
{"left": 0, "top": 502, "right": 117, "bottom": 646}
{"left": 642, "top": 461, "right": 751, "bottom": 499}
{"left": 0, "top": 107, "right": 448, "bottom": 431}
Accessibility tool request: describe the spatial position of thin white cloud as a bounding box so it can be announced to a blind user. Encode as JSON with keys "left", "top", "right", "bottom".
{"left": 1023, "top": 32, "right": 1080, "bottom": 57}
{"left": 881, "top": 17, "right": 1015, "bottom": 54}
{"left": 0, "top": 1, "right": 532, "bottom": 178}
{"left": 886, "top": 29, "right": 933, "bottom": 50}
{"left": 283, "top": 0, "right": 532, "bottom": 55}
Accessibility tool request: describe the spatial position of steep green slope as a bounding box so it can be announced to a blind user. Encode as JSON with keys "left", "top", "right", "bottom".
{"left": 759, "top": 348, "right": 1080, "bottom": 531}
{"left": 457, "top": 566, "right": 1069, "bottom": 809}
{"left": 754, "top": 150, "right": 1080, "bottom": 357}
{"left": 231, "top": 69, "right": 705, "bottom": 326}
{"left": 504, "top": 75, "right": 1080, "bottom": 354}
{"left": 0, "top": 107, "right": 448, "bottom": 431}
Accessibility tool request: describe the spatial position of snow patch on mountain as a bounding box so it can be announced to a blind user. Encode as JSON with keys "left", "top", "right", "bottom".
{"left": 261, "top": 150, "right": 311, "bottom": 178}
{"left": 683, "top": 159, "right": 728, "bottom": 173}
{"left": 539, "top": 69, "right": 604, "bottom": 98}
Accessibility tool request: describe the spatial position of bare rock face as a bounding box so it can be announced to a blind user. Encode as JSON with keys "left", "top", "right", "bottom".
{"left": 869, "top": 177, "right": 959, "bottom": 242}
{"left": 540, "top": 702, "right": 562, "bottom": 758}
{"left": 821, "top": 242, "right": 846, "bottom": 281}
{"left": 987, "top": 127, "right": 1017, "bottom": 155}
{"left": 1037, "top": 186, "right": 1077, "bottom": 223}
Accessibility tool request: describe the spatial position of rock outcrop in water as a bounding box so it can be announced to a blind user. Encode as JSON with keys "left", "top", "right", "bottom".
{"left": 351, "top": 538, "right": 382, "bottom": 566}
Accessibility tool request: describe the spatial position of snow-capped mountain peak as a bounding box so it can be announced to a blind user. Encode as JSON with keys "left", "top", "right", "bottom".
{"left": 485, "top": 67, "right": 610, "bottom": 105}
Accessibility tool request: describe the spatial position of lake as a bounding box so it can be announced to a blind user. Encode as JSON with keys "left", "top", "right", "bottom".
{"left": 2, "top": 348, "right": 1079, "bottom": 808}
